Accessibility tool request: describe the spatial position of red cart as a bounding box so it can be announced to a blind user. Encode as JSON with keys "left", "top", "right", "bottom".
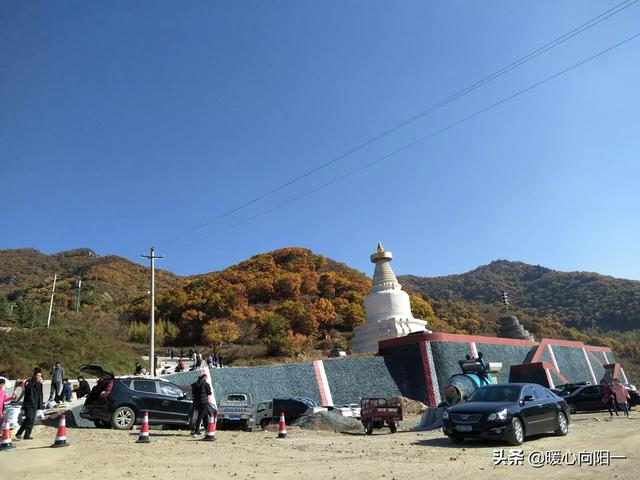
{"left": 360, "top": 398, "right": 403, "bottom": 435}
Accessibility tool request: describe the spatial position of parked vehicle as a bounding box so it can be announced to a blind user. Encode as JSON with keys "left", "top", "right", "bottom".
{"left": 329, "top": 348, "right": 347, "bottom": 358}
{"left": 327, "top": 403, "right": 361, "bottom": 419}
{"left": 255, "top": 397, "right": 320, "bottom": 429}
{"left": 560, "top": 383, "right": 639, "bottom": 413}
{"left": 78, "top": 364, "right": 192, "bottom": 430}
{"left": 360, "top": 398, "right": 402, "bottom": 435}
{"left": 217, "top": 393, "right": 255, "bottom": 431}
{"left": 442, "top": 383, "right": 570, "bottom": 445}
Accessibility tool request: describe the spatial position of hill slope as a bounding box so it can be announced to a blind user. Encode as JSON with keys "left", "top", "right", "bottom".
{"left": 400, "top": 260, "right": 640, "bottom": 331}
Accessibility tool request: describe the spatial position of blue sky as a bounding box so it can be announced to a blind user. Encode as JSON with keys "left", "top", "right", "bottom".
{"left": 1, "top": 1, "right": 639, "bottom": 280}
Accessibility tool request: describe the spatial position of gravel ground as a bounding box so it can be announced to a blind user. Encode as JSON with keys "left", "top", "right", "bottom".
{"left": 2, "top": 412, "right": 638, "bottom": 480}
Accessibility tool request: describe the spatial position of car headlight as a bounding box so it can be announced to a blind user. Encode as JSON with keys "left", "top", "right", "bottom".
{"left": 442, "top": 410, "right": 449, "bottom": 420}
{"left": 487, "top": 409, "right": 508, "bottom": 421}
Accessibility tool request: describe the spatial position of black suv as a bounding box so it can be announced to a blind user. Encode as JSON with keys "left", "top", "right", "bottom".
{"left": 79, "top": 364, "right": 193, "bottom": 430}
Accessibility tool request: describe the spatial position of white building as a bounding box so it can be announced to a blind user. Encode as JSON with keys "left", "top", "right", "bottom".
{"left": 351, "top": 243, "right": 430, "bottom": 354}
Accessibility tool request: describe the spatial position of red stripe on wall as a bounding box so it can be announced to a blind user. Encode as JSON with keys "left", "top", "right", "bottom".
{"left": 419, "top": 342, "right": 437, "bottom": 408}
{"left": 379, "top": 332, "right": 534, "bottom": 349}
{"left": 312, "top": 360, "right": 328, "bottom": 406}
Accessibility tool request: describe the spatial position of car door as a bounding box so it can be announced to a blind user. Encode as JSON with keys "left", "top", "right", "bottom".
{"left": 532, "top": 385, "right": 558, "bottom": 432}
{"left": 131, "top": 379, "right": 166, "bottom": 422}
{"left": 577, "top": 386, "right": 599, "bottom": 411}
{"left": 157, "top": 381, "right": 192, "bottom": 424}
{"left": 519, "top": 385, "right": 545, "bottom": 435}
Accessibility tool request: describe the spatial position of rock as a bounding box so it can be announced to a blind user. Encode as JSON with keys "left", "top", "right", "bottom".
{"left": 388, "top": 396, "right": 427, "bottom": 415}
{"left": 293, "top": 411, "right": 362, "bottom": 432}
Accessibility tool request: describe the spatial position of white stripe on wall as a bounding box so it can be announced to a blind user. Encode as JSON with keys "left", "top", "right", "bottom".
{"left": 582, "top": 348, "right": 597, "bottom": 384}
{"left": 547, "top": 345, "right": 560, "bottom": 373}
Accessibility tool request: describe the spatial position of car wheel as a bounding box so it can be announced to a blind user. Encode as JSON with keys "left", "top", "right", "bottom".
{"left": 389, "top": 421, "right": 397, "bottom": 434}
{"left": 260, "top": 419, "right": 270, "bottom": 430}
{"left": 569, "top": 403, "right": 577, "bottom": 414}
{"left": 111, "top": 406, "right": 136, "bottom": 430}
{"left": 364, "top": 421, "right": 373, "bottom": 435}
{"left": 507, "top": 417, "right": 524, "bottom": 446}
{"left": 554, "top": 412, "right": 569, "bottom": 436}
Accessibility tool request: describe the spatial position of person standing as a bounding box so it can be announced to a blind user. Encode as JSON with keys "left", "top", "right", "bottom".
{"left": 135, "top": 362, "right": 143, "bottom": 375}
{"left": 16, "top": 368, "right": 44, "bottom": 440}
{"left": 190, "top": 373, "right": 212, "bottom": 437}
{"left": 600, "top": 380, "right": 618, "bottom": 417}
{"left": 0, "top": 378, "right": 17, "bottom": 419}
{"left": 49, "top": 362, "right": 64, "bottom": 401}
{"left": 612, "top": 378, "right": 631, "bottom": 418}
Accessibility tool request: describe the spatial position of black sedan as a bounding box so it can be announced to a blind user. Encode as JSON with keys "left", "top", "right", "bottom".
{"left": 559, "top": 384, "right": 639, "bottom": 413}
{"left": 442, "top": 383, "right": 570, "bottom": 445}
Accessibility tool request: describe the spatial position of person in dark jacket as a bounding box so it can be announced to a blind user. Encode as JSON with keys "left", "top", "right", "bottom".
{"left": 190, "top": 373, "right": 212, "bottom": 437}
{"left": 601, "top": 380, "right": 619, "bottom": 417}
{"left": 76, "top": 376, "right": 91, "bottom": 398}
{"left": 16, "top": 368, "right": 44, "bottom": 440}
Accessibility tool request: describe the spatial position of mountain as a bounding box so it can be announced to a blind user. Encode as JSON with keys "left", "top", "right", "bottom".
{"left": 0, "top": 247, "right": 183, "bottom": 314}
{"left": 1, "top": 249, "right": 639, "bottom": 381}
{"left": 400, "top": 260, "right": 640, "bottom": 332}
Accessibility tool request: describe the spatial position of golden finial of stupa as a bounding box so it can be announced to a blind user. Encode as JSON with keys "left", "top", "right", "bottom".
{"left": 377, "top": 242, "right": 384, "bottom": 253}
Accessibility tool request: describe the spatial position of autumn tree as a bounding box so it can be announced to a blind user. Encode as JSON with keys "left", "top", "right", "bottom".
{"left": 203, "top": 319, "right": 241, "bottom": 350}
{"left": 259, "top": 313, "right": 292, "bottom": 355}
{"left": 312, "top": 298, "right": 336, "bottom": 331}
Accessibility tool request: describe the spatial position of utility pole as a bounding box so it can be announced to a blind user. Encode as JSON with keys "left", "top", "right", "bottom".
{"left": 140, "top": 247, "right": 164, "bottom": 376}
{"left": 76, "top": 279, "right": 82, "bottom": 313}
{"left": 46, "top": 273, "right": 58, "bottom": 328}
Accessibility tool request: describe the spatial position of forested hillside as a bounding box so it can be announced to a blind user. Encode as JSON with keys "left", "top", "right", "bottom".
{"left": 401, "top": 260, "right": 640, "bottom": 331}
{"left": 0, "top": 249, "right": 638, "bottom": 381}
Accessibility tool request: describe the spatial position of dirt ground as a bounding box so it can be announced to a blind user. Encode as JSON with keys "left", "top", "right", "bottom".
{"left": 1, "top": 413, "right": 638, "bottom": 480}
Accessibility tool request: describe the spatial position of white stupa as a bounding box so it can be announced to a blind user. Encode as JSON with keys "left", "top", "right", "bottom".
{"left": 351, "top": 243, "right": 431, "bottom": 354}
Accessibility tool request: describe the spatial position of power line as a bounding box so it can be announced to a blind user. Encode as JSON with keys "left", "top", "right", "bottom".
{"left": 158, "top": 0, "right": 638, "bottom": 249}
{"left": 166, "top": 31, "right": 640, "bottom": 254}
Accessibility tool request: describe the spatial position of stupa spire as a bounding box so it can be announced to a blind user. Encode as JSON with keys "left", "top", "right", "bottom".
{"left": 370, "top": 243, "right": 398, "bottom": 286}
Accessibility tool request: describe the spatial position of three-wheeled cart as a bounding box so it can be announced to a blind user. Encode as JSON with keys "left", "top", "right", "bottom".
{"left": 360, "top": 398, "right": 403, "bottom": 435}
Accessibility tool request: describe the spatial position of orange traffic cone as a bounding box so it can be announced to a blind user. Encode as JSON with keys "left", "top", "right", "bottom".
{"left": 277, "top": 411, "right": 287, "bottom": 439}
{"left": 203, "top": 412, "right": 216, "bottom": 441}
{"left": 136, "top": 411, "right": 150, "bottom": 443}
{"left": 50, "top": 414, "right": 69, "bottom": 448}
{"left": 0, "top": 415, "right": 14, "bottom": 451}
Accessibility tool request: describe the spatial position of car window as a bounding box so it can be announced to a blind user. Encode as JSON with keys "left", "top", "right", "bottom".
{"left": 584, "top": 386, "right": 599, "bottom": 395}
{"left": 158, "top": 382, "right": 183, "bottom": 397}
{"left": 522, "top": 385, "right": 535, "bottom": 399}
{"left": 532, "top": 386, "right": 550, "bottom": 399}
{"left": 226, "top": 394, "right": 247, "bottom": 402}
{"left": 468, "top": 385, "right": 521, "bottom": 402}
{"left": 133, "top": 380, "right": 158, "bottom": 393}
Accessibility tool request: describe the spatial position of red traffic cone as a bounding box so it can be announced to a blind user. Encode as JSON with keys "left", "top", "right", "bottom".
{"left": 136, "top": 411, "right": 150, "bottom": 443}
{"left": 203, "top": 412, "right": 216, "bottom": 441}
{"left": 50, "top": 414, "right": 69, "bottom": 448}
{"left": 1, "top": 415, "right": 14, "bottom": 451}
{"left": 277, "top": 411, "right": 287, "bottom": 439}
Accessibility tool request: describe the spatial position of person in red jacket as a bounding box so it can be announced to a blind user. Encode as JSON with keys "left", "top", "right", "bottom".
{"left": 612, "top": 378, "right": 631, "bottom": 418}
{"left": 0, "top": 378, "right": 17, "bottom": 419}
